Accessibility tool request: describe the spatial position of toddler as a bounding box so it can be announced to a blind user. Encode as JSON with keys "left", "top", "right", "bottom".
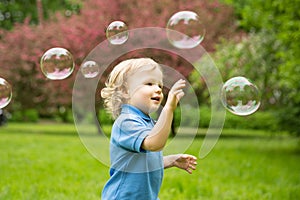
{"left": 101, "top": 58, "right": 197, "bottom": 200}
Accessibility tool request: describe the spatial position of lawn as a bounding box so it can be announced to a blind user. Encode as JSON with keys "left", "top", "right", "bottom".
{"left": 0, "top": 122, "right": 299, "bottom": 200}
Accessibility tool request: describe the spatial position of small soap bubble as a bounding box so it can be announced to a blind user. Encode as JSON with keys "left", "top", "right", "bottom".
{"left": 0, "top": 77, "right": 12, "bottom": 109}
{"left": 81, "top": 61, "right": 100, "bottom": 78}
{"left": 166, "top": 11, "right": 205, "bottom": 49}
{"left": 221, "top": 76, "right": 261, "bottom": 116}
{"left": 106, "top": 21, "right": 129, "bottom": 45}
{"left": 40, "top": 47, "right": 74, "bottom": 80}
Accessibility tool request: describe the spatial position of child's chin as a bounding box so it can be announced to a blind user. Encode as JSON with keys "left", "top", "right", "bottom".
{"left": 149, "top": 106, "right": 160, "bottom": 114}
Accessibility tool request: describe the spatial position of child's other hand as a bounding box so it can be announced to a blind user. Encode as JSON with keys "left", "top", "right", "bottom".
{"left": 165, "top": 79, "right": 186, "bottom": 111}
{"left": 174, "top": 154, "right": 197, "bottom": 174}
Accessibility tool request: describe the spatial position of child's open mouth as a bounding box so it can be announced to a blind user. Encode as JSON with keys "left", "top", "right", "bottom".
{"left": 151, "top": 97, "right": 161, "bottom": 102}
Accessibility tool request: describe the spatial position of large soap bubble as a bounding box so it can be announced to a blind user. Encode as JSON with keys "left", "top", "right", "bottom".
{"left": 0, "top": 77, "right": 12, "bottom": 109}
{"left": 40, "top": 47, "right": 75, "bottom": 80}
{"left": 221, "top": 76, "right": 261, "bottom": 116}
{"left": 106, "top": 21, "right": 129, "bottom": 45}
{"left": 80, "top": 61, "right": 100, "bottom": 79}
{"left": 166, "top": 11, "right": 205, "bottom": 49}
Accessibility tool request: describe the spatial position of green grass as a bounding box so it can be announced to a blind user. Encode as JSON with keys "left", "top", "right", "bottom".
{"left": 0, "top": 123, "right": 299, "bottom": 200}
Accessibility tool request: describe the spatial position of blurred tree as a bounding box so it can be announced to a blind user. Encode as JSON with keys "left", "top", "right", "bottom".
{"left": 0, "top": 0, "right": 112, "bottom": 119}
{"left": 211, "top": 30, "right": 282, "bottom": 110}
{"left": 0, "top": 0, "right": 81, "bottom": 30}
{"left": 220, "top": 0, "right": 300, "bottom": 135}
{"left": 0, "top": 0, "right": 240, "bottom": 121}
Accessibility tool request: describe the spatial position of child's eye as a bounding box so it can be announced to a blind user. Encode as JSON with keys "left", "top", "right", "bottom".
{"left": 146, "top": 83, "right": 153, "bottom": 86}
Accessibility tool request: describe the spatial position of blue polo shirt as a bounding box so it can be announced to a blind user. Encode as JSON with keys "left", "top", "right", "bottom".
{"left": 101, "top": 104, "right": 163, "bottom": 200}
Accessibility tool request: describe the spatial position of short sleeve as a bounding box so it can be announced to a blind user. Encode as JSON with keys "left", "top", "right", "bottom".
{"left": 113, "top": 115, "right": 151, "bottom": 152}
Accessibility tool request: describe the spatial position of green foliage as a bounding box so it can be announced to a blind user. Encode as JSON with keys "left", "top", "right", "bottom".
{"left": 55, "top": 107, "right": 74, "bottom": 123}
{"left": 174, "top": 105, "right": 200, "bottom": 128}
{"left": 217, "top": 0, "right": 300, "bottom": 135}
{"left": 9, "top": 109, "right": 39, "bottom": 122}
{"left": 213, "top": 31, "right": 282, "bottom": 110}
{"left": 207, "top": 30, "right": 300, "bottom": 135}
{"left": 98, "top": 109, "right": 113, "bottom": 125}
{"left": 224, "top": 111, "right": 279, "bottom": 131}
{"left": 188, "top": 0, "right": 299, "bottom": 132}
{"left": 276, "top": 106, "right": 300, "bottom": 136}
{"left": 173, "top": 105, "right": 279, "bottom": 131}
{"left": 0, "top": 0, "right": 81, "bottom": 30}
{"left": 221, "top": 0, "right": 300, "bottom": 94}
{"left": 23, "top": 109, "right": 39, "bottom": 122}
{"left": 188, "top": 68, "right": 210, "bottom": 105}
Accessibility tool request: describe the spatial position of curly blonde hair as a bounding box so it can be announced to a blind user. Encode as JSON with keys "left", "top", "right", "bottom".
{"left": 101, "top": 58, "right": 161, "bottom": 119}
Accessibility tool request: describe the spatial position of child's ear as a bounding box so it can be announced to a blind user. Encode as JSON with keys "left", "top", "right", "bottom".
{"left": 121, "top": 85, "right": 130, "bottom": 99}
{"left": 122, "top": 91, "right": 130, "bottom": 99}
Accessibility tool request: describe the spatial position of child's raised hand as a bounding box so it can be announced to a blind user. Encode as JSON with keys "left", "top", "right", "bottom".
{"left": 165, "top": 79, "right": 186, "bottom": 111}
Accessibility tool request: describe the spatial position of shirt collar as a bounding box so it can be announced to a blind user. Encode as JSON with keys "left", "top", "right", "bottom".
{"left": 121, "top": 104, "right": 152, "bottom": 121}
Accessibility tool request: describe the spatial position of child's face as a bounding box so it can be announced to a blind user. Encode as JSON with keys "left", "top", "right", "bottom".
{"left": 127, "top": 66, "right": 163, "bottom": 114}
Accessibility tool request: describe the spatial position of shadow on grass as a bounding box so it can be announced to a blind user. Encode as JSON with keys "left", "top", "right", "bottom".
{"left": 0, "top": 122, "right": 109, "bottom": 137}
{"left": 1, "top": 127, "right": 77, "bottom": 136}
{"left": 173, "top": 133, "right": 285, "bottom": 140}
{"left": 0, "top": 123, "right": 295, "bottom": 141}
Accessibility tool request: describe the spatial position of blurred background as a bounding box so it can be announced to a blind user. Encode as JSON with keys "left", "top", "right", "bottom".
{"left": 0, "top": 0, "right": 299, "bottom": 135}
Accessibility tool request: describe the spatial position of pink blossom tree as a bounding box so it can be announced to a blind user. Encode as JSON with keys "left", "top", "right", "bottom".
{"left": 0, "top": 0, "right": 239, "bottom": 119}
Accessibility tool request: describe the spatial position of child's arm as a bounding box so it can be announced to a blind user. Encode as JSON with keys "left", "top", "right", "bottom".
{"left": 164, "top": 154, "right": 197, "bottom": 174}
{"left": 142, "top": 79, "right": 186, "bottom": 151}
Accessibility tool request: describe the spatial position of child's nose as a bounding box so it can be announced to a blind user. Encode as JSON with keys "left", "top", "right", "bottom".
{"left": 155, "top": 85, "right": 162, "bottom": 93}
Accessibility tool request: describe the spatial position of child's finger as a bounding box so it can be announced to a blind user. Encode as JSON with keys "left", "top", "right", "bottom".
{"left": 174, "top": 89, "right": 184, "bottom": 98}
{"left": 189, "top": 164, "right": 196, "bottom": 170}
{"left": 171, "top": 79, "right": 186, "bottom": 91}
{"left": 175, "top": 79, "right": 186, "bottom": 89}
{"left": 176, "top": 91, "right": 185, "bottom": 101}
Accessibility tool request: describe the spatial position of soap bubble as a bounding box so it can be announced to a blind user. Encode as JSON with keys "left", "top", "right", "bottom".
{"left": 106, "top": 21, "right": 129, "bottom": 45}
{"left": 221, "top": 76, "right": 261, "bottom": 116}
{"left": 166, "top": 11, "right": 205, "bottom": 49}
{"left": 80, "top": 61, "right": 100, "bottom": 78}
{"left": 40, "top": 47, "right": 74, "bottom": 80}
{"left": 0, "top": 77, "right": 12, "bottom": 109}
